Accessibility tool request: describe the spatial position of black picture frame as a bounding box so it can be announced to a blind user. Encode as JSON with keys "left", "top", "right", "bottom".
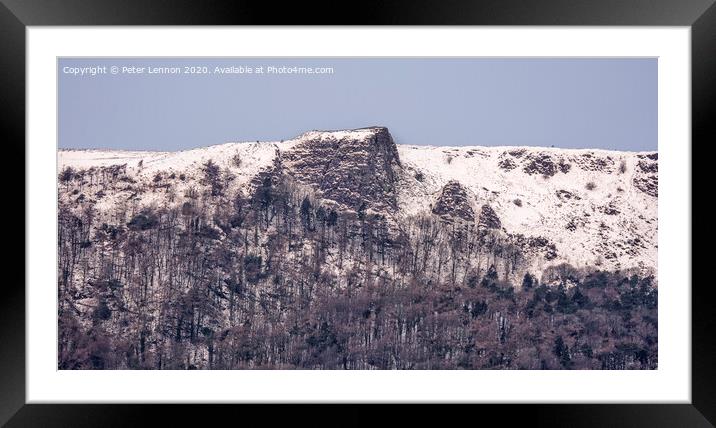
{"left": 2, "top": 0, "right": 712, "bottom": 426}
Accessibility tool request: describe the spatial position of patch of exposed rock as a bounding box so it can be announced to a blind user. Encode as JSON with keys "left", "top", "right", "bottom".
{"left": 512, "top": 234, "right": 559, "bottom": 261}
{"left": 526, "top": 236, "right": 558, "bottom": 260}
{"left": 498, "top": 157, "right": 517, "bottom": 171}
{"left": 599, "top": 203, "right": 621, "bottom": 216}
{"left": 258, "top": 127, "right": 402, "bottom": 212}
{"left": 633, "top": 153, "right": 658, "bottom": 197}
{"left": 570, "top": 153, "right": 616, "bottom": 173}
{"left": 637, "top": 159, "right": 658, "bottom": 174}
{"left": 478, "top": 204, "right": 501, "bottom": 229}
{"left": 565, "top": 219, "right": 578, "bottom": 231}
{"left": 556, "top": 189, "right": 581, "bottom": 202}
{"left": 633, "top": 175, "right": 658, "bottom": 197}
{"left": 522, "top": 153, "right": 571, "bottom": 176}
{"left": 432, "top": 180, "right": 475, "bottom": 222}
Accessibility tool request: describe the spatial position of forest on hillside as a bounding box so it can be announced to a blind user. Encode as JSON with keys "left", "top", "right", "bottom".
{"left": 57, "top": 161, "right": 657, "bottom": 370}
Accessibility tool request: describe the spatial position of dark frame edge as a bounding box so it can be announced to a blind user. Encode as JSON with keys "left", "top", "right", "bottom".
{"left": 3, "top": 0, "right": 714, "bottom": 426}
{"left": 0, "top": 1, "right": 26, "bottom": 427}
{"left": 691, "top": 0, "right": 716, "bottom": 425}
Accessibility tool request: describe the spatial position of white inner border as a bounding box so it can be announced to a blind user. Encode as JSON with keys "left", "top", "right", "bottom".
{"left": 26, "top": 27, "right": 691, "bottom": 403}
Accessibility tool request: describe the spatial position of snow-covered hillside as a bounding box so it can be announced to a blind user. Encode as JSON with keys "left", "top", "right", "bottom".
{"left": 58, "top": 127, "right": 657, "bottom": 281}
{"left": 396, "top": 143, "right": 657, "bottom": 276}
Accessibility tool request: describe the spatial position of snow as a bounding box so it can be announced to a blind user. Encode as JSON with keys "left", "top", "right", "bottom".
{"left": 58, "top": 141, "right": 280, "bottom": 214}
{"left": 297, "top": 127, "right": 387, "bottom": 142}
{"left": 396, "top": 144, "right": 657, "bottom": 276}
{"left": 59, "top": 141, "right": 279, "bottom": 181}
{"left": 58, "top": 131, "right": 657, "bottom": 278}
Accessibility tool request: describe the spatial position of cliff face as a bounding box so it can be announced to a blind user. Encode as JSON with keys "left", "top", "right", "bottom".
{"left": 281, "top": 127, "right": 401, "bottom": 212}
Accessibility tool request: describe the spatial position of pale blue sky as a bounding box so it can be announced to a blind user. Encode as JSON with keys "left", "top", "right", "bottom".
{"left": 58, "top": 58, "right": 656, "bottom": 151}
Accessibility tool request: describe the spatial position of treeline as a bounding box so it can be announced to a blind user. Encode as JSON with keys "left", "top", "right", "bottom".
{"left": 57, "top": 162, "right": 657, "bottom": 370}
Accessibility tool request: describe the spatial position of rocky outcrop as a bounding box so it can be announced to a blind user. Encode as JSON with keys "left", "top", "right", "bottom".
{"left": 556, "top": 189, "right": 581, "bottom": 202}
{"left": 498, "top": 157, "right": 517, "bottom": 171}
{"left": 571, "top": 153, "right": 615, "bottom": 172}
{"left": 522, "top": 153, "right": 571, "bottom": 176}
{"left": 599, "top": 203, "right": 620, "bottom": 216}
{"left": 633, "top": 176, "right": 658, "bottom": 197}
{"left": 478, "top": 204, "right": 501, "bottom": 229}
{"left": 280, "top": 127, "right": 401, "bottom": 212}
{"left": 511, "top": 234, "right": 559, "bottom": 261}
{"left": 432, "top": 180, "right": 475, "bottom": 222}
{"left": 633, "top": 153, "right": 658, "bottom": 197}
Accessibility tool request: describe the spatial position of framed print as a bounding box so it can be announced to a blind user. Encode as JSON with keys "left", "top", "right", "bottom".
{"left": 3, "top": 0, "right": 713, "bottom": 426}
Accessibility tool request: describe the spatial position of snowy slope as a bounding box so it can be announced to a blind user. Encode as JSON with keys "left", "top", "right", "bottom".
{"left": 59, "top": 128, "right": 657, "bottom": 279}
{"left": 396, "top": 145, "right": 657, "bottom": 275}
{"left": 58, "top": 141, "right": 279, "bottom": 183}
{"left": 59, "top": 141, "right": 279, "bottom": 213}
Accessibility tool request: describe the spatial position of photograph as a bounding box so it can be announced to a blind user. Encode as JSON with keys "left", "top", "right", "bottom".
{"left": 56, "top": 57, "right": 659, "bottom": 370}
{"left": 2, "top": 0, "right": 709, "bottom": 422}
